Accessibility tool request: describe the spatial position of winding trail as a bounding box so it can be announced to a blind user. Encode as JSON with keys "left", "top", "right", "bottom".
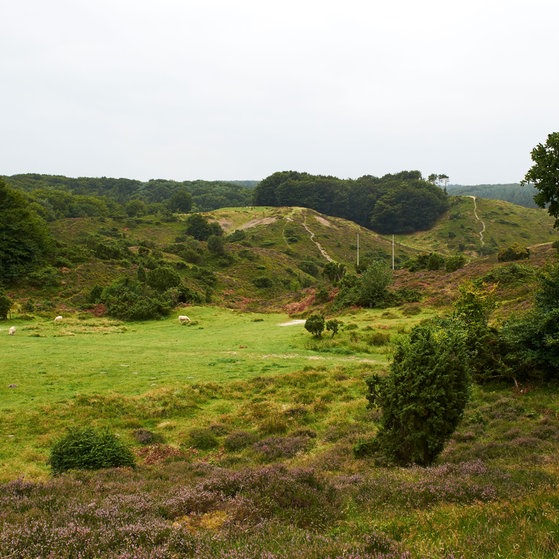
{"left": 468, "top": 196, "right": 486, "bottom": 247}
{"left": 301, "top": 213, "right": 335, "bottom": 262}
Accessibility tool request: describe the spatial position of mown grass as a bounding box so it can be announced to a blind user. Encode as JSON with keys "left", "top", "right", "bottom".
{"left": 1, "top": 308, "right": 559, "bottom": 558}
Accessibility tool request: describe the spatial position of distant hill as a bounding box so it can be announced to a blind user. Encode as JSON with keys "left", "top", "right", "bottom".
{"left": 5, "top": 198, "right": 556, "bottom": 314}
{"left": 446, "top": 183, "right": 538, "bottom": 208}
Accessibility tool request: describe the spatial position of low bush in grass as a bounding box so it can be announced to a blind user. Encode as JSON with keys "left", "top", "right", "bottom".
{"left": 224, "top": 430, "right": 259, "bottom": 451}
{"left": 49, "top": 427, "right": 135, "bottom": 474}
{"left": 186, "top": 427, "right": 219, "bottom": 450}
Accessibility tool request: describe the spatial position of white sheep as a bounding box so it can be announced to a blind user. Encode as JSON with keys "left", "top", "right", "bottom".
{"left": 8, "top": 326, "right": 16, "bottom": 336}
{"left": 178, "top": 315, "right": 191, "bottom": 325}
{"left": 54, "top": 315, "right": 63, "bottom": 323}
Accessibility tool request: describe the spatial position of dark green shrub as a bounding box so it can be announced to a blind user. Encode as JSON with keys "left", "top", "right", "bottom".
{"left": 207, "top": 234, "right": 226, "bottom": 255}
{"left": 326, "top": 318, "right": 342, "bottom": 337}
{"left": 298, "top": 260, "right": 320, "bottom": 277}
{"left": 370, "top": 318, "right": 471, "bottom": 466}
{"left": 252, "top": 276, "right": 273, "bottom": 288}
{"left": 146, "top": 266, "right": 181, "bottom": 291}
{"left": 315, "top": 287, "right": 330, "bottom": 304}
{"left": 497, "top": 242, "right": 530, "bottom": 262}
{"left": 185, "top": 213, "right": 223, "bottom": 241}
{"left": 186, "top": 427, "right": 219, "bottom": 450}
{"left": 501, "top": 265, "right": 559, "bottom": 379}
{"left": 27, "top": 266, "right": 60, "bottom": 288}
{"left": 227, "top": 229, "right": 246, "bottom": 242}
{"left": 445, "top": 254, "right": 466, "bottom": 272}
{"left": 101, "top": 277, "right": 171, "bottom": 320}
{"left": 305, "top": 314, "right": 325, "bottom": 337}
{"left": 49, "top": 428, "right": 135, "bottom": 474}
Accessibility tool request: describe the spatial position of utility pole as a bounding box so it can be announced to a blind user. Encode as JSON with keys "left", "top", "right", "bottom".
{"left": 392, "top": 235, "right": 395, "bottom": 270}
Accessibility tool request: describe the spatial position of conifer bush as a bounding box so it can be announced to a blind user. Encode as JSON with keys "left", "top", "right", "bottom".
{"left": 49, "top": 428, "right": 135, "bottom": 474}
{"left": 369, "top": 318, "right": 471, "bottom": 466}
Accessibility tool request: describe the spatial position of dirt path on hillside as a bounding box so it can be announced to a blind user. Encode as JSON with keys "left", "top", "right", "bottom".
{"left": 302, "top": 213, "right": 335, "bottom": 262}
{"left": 468, "top": 196, "right": 486, "bottom": 247}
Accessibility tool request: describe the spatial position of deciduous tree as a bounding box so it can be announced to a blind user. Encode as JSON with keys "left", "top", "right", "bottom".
{"left": 522, "top": 132, "right": 559, "bottom": 227}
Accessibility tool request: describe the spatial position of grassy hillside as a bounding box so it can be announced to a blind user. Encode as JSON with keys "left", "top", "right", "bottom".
{"left": 7, "top": 197, "right": 554, "bottom": 318}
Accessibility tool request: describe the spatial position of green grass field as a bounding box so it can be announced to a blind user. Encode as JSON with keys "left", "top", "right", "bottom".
{"left": 2, "top": 306, "right": 559, "bottom": 557}
{"left": 1, "top": 306, "right": 427, "bottom": 481}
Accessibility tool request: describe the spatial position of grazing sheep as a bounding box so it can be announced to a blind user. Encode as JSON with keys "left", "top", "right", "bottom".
{"left": 8, "top": 326, "right": 16, "bottom": 336}
{"left": 178, "top": 315, "right": 191, "bottom": 325}
{"left": 54, "top": 315, "right": 63, "bottom": 323}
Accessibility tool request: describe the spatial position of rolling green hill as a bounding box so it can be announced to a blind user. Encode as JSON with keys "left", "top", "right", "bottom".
{"left": 4, "top": 197, "right": 556, "bottom": 316}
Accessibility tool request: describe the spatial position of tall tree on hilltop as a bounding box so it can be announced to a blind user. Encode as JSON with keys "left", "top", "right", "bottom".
{"left": 522, "top": 132, "right": 559, "bottom": 227}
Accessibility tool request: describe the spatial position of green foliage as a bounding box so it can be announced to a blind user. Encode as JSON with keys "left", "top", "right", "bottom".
{"left": 298, "top": 260, "right": 320, "bottom": 277}
{"left": 497, "top": 242, "right": 530, "bottom": 262}
{"left": 185, "top": 213, "right": 223, "bottom": 241}
{"left": 406, "top": 252, "right": 465, "bottom": 272}
{"left": 501, "top": 264, "right": 559, "bottom": 379}
{"left": 370, "top": 181, "right": 449, "bottom": 234}
{"left": 333, "top": 262, "right": 392, "bottom": 309}
{"left": 145, "top": 266, "right": 181, "bottom": 291}
{"left": 27, "top": 266, "right": 61, "bottom": 288}
{"left": 325, "top": 318, "right": 341, "bottom": 337}
{"left": 253, "top": 170, "right": 448, "bottom": 234}
{"left": 522, "top": 131, "right": 559, "bottom": 227}
{"left": 355, "top": 261, "right": 393, "bottom": 307}
{"left": 479, "top": 262, "right": 535, "bottom": 285}
{"left": 323, "top": 261, "right": 346, "bottom": 283}
{"left": 252, "top": 276, "right": 273, "bottom": 288}
{"left": 305, "top": 314, "right": 325, "bottom": 337}
{"left": 186, "top": 427, "right": 219, "bottom": 450}
{"left": 49, "top": 427, "right": 135, "bottom": 474}
{"left": 101, "top": 277, "right": 172, "bottom": 320}
{"left": 167, "top": 188, "right": 192, "bottom": 213}
{"left": 0, "top": 289, "right": 12, "bottom": 319}
{"left": 371, "top": 318, "right": 471, "bottom": 466}
{"left": 452, "top": 282, "right": 509, "bottom": 383}
{"left": 207, "top": 234, "right": 226, "bottom": 255}
{"left": 0, "top": 179, "right": 54, "bottom": 284}
{"left": 125, "top": 199, "right": 146, "bottom": 217}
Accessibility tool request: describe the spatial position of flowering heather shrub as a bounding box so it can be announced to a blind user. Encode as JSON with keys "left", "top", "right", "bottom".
{"left": 191, "top": 464, "right": 342, "bottom": 529}
{"left": 136, "top": 444, "right": 193, "bottom": 465}
{"left": 252, "top": 435, "right": 314, "bottom": 462}
{"left": 352, "top": 460, "right": 517, "bottom": 509}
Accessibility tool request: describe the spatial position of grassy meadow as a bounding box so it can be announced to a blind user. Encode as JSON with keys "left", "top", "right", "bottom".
{"left": 2, "top": 304, "right": 559, "bottom": 558}
{"left": 2, "top": 200, "right": 559, "bottom": 558}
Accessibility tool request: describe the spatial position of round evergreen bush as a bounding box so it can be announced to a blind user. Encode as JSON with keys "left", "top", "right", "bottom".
{"left": 49, "top": 428, "right": 135, "bottom": 474}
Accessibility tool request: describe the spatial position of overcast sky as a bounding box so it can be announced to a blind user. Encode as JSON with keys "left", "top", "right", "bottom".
{"left": 2, "top": 0, "right": 558, "bottom": 185}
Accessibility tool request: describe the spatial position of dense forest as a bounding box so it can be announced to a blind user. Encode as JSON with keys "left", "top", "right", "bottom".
{"left": 2, "top": 174, "right": 256, "bottom": 217}
{"left": 252, "top": 170, "right": 450, "bottom": 234}
{"left": 4, "top": 173, "right": 538, "bottom": 235}
{"left": 446, "top": 183, "right": 538, "bottom": 208}
{"left": 4, "top": 171, "right": 451, "bottom": 235}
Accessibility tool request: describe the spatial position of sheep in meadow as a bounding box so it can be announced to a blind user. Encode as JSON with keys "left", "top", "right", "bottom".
{"left": 54, "top": 315, "right": 63, "bottom": 323}
{"left": 178, "top": 315, "right": 191, "bottom": 325}
{"left": 8, "top": 326, "right": 16, "bottom": 335}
